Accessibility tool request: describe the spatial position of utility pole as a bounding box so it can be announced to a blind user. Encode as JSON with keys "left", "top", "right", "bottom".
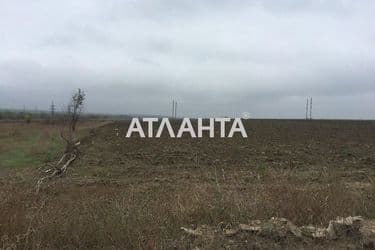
{"left": 310, "top": 97, "right": 313, "bottom": 120}
{"left": 174, "top": 101, "right": 177, "bottom": 118}
{"left": 51, "top": 100, "right": 55, "bottom": 122}
{"left": 305, "top": 98, "right": 309, "bottom": 120}
{"left": 172, "top": 100, "right": 175, "bottom": 118}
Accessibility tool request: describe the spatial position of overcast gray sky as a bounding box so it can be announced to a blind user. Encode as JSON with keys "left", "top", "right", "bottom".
{"left": 0, "top": 0, "right": 374, "bottom": 119}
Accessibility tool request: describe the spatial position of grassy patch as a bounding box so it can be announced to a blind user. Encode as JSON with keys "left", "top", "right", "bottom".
{"left": 0, "top": 121, "right": 108, "bottom": 169}
{"left": 0, "top": 124, "right": 64, "bottom": 169}
{"left": 0, "top": 149, "right": 41, "bottom": 168}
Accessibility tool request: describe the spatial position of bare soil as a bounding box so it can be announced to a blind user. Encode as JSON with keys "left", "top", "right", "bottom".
{"left": 1, "top": 119, "right": 375, "bottom": 249}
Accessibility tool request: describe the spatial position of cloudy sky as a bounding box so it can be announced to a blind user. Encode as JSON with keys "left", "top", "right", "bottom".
{"left": 0, "top": 0, "right": 374, "bottom": 119}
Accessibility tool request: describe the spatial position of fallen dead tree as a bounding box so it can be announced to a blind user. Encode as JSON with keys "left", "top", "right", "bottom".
{"left": 35, "top": 89, "right": 85, "bottom": 194}
{"left": 35, "top": 152, "right": 77, "bottom": 194}
{"left": 35, "top": 134, "right": 80, "bottom": 193}
{"left": 35, "top": 133, "right": 80, "bottom": 194}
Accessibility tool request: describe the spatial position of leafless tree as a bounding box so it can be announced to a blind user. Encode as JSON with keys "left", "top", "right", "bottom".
{"left": 36, "top": 89, "right": 85, "bottom": 193}
{"left": 61, "top": 88, "right": 85, "bottom": 153}
{"left": 70, "top": 88, "right": 85, "bottom": 132}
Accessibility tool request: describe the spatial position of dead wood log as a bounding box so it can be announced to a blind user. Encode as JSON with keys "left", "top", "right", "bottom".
{"left": 35, "top": 152, "right": 77, "bottom": 194}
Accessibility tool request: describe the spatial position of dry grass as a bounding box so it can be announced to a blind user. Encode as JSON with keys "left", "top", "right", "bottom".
{"left": 1, "top": 171, "right": 374, "bottom": 249}
{"left": 1, "top": 120, "right": 375, "bottom": 249}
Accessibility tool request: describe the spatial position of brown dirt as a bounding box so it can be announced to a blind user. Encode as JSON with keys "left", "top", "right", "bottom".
{"left": 1, "top": 119, "right": 375, "bottom": 249}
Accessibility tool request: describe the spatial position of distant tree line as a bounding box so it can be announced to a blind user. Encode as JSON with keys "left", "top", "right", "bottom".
{"left": 0, "top": 109, "right": 131, "bottom": 122}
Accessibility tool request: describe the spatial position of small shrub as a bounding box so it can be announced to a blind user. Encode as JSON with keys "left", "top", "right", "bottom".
{"left": 25, "top": 114, "right": 32, "bottom": 124}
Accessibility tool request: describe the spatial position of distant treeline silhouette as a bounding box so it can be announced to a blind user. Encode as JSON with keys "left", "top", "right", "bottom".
{"left": 0, "top": 109, "right": 131, "bottom": 122}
